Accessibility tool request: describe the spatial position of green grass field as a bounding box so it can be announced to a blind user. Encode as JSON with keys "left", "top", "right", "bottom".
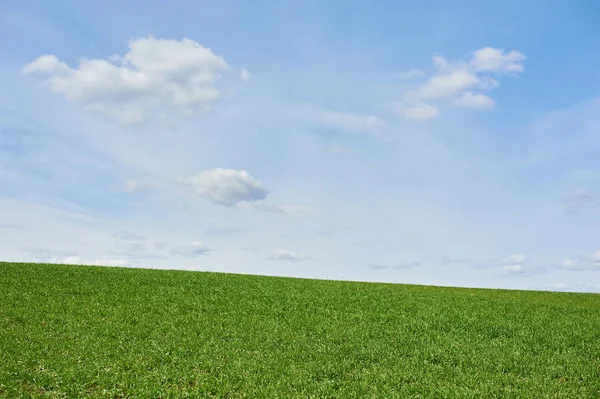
{"left": 1, "top": 262, "right": 599, "bottom": 398}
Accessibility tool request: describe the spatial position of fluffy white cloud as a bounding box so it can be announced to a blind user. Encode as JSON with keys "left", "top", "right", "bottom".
{"left": 453, "top": 92, "right": 495, "bottom": 110}
{"left": 417, "top": 69, "right": 480, "bottom": 99}
{"left": 398, "top": 47, "right": 525, "bottom": 121}
{"left": 398, "top": 102, "right": 440, "bottom": 121}
{"left": 23, "top": 36, "right": 229, "bottom": 123}
{"left": 268, "top": 249, "right": 310, "bottom": 262}
{"left": 471, "top": 47, "right": 526, "bottom": 73}
{"left": 171, "top": 241, "right": 210, "bottom": 257}
{"left": 180, "top": 168, "right": 268, "bottom": 207}
{"left": 591, "top": 250, "right": 600, "bottom": 265}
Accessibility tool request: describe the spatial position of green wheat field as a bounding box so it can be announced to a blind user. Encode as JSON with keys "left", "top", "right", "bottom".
{"left": 1, "top": 262, "right": 599, "bottom": 398}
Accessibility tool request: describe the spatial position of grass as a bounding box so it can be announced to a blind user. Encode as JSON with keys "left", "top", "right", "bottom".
{"left": 0, "top": 262, "right": 599, "bottom": 398}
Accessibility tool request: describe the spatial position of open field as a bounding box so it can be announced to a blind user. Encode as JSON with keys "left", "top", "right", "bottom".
{"left": 1, "top": 262, "right": 599, "bottom": 398}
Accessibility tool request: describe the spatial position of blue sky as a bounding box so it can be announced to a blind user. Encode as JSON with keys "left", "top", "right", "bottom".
{"left": 1, "top": 0, "right": 600, "bottom": 292}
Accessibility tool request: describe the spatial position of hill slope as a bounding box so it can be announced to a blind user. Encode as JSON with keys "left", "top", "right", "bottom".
{"left": 1, "top": 262, "right": 599, "bottom": 398}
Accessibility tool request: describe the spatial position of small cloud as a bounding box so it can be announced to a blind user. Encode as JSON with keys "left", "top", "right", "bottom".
{"left": 470, "top": 47, "right": 526, "bottom": 73}
{"left": 268, "top": 249, "right": 310, "bottom": 262}
{"left": 396, "top": 102, "right": 440, "bottom": 121}
{"left": 240, "top": 68, "right": 251, "bottom": 82}
{"left": 453, "top": 92, "right": 495, "bottom": 110}
{"left": 180, "top": 168, "right": 268, "bottom": 207}
{"left": 171, "top": 241, "right": 211, "bottom": 257}
{"left": 369, "top": 264, "right": 388, "bottom": 270}
{"left": 397, "top": 69, "right": 425, "bottom": 80}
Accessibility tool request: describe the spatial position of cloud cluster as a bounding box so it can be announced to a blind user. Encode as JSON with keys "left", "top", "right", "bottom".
{"left": 23, "top": 36, "right": 230, "bottom": 124}
{"left": 268, "top": 249, "right": 310, "bottom": 262}
{"left": 180, "top": 168, "right": 268, "bottom": 207}
{"left": 396, "top": 47, "right": 526, "bottom": 121}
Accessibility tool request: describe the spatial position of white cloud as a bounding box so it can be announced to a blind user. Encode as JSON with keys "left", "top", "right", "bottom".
{"left": 398, "top": 102, "right": 440, "bottom": 121}
{"left": 180, "top": 168, "right": 268, "bottom": 207}
{"left": 504, "top": 264, "right": 524, "bottom": 273}
{"left": 397, "top": 47, "right": 525, "bottom": 120}
{"left": 240, "top": 68, "right": 251, "bottom": 82}
{"left": 397, "top": 69, "right": 425, "bottom": 80}
{"left": 417, "top": 69, "right": 480, "bottom": 99}
{"left": 453, "top": 92, "right": 495, "bottom": 110}
{"left": 471, "top": 47, "right": 526, "bottom": 73}
{"left": 171, "top": 241, "right": 210, "bottom": 257}
{"left": 268, "top": 249, "right": 310, "bottom": 262}
{"left": 23, "top": 36, "right": 230, "bottom": 123}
